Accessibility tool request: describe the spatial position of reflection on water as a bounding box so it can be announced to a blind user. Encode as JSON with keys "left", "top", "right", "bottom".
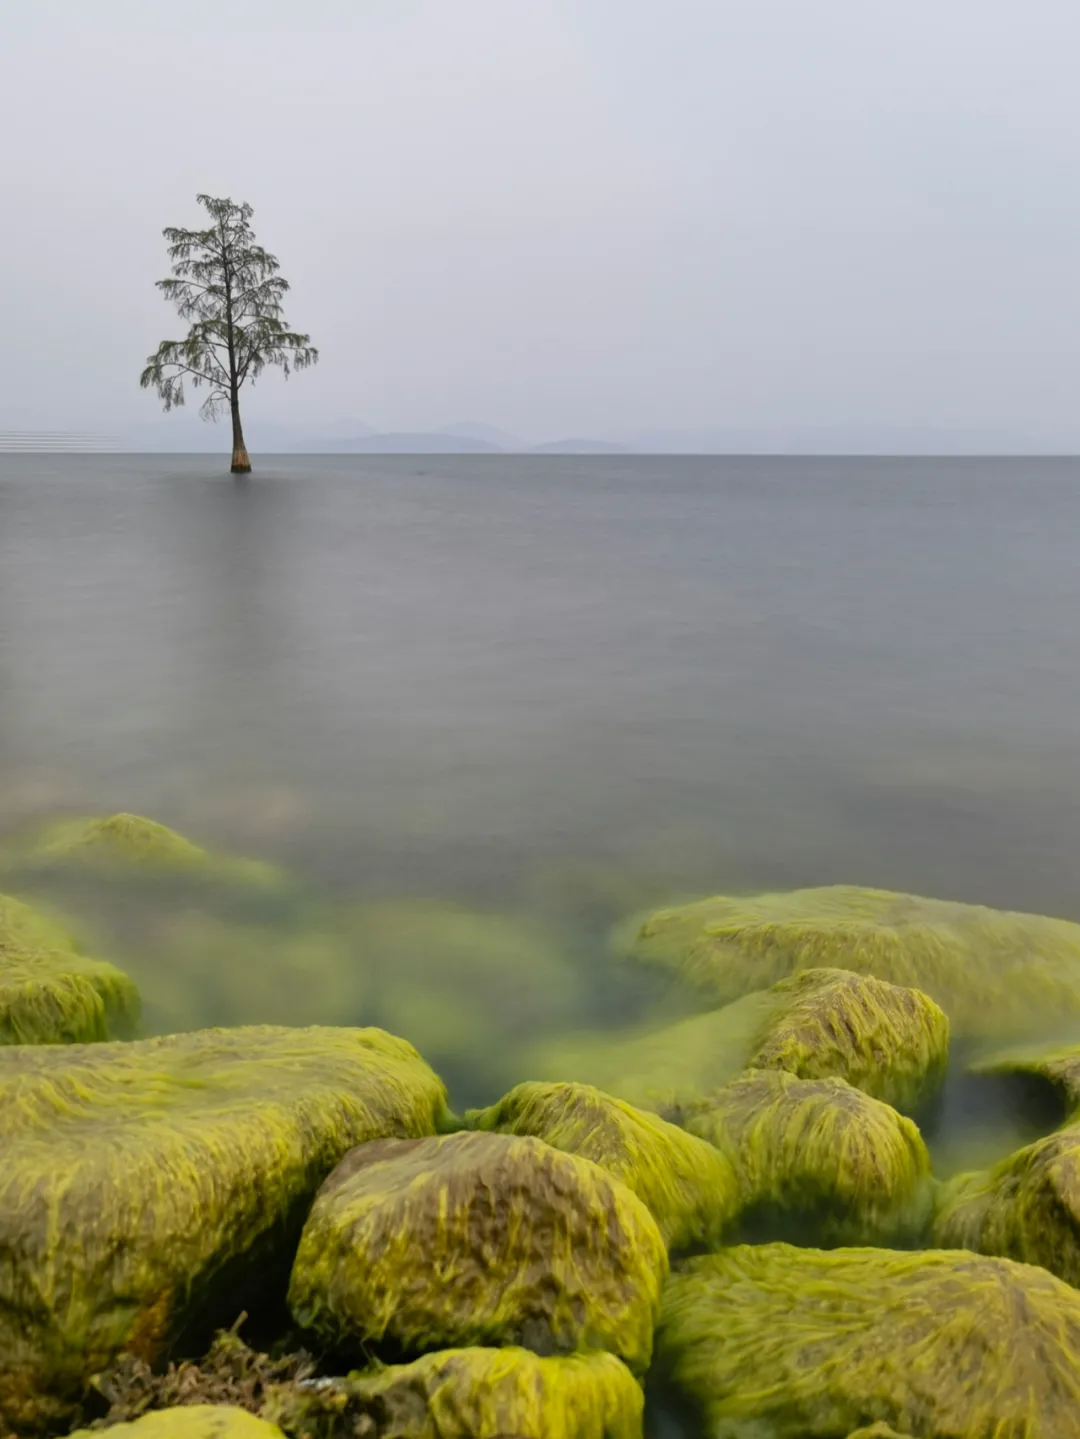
{"left": 2, "top": 453, "right": 1080, "bottom": 1131}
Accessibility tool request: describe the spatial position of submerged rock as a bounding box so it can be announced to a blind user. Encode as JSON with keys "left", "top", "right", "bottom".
{"left": 70, "top": 1408, "right": 285, "bottom": 1439}
{"left": 266, "top": 1348, "right": 644, "bottom": 1439}
{"left": 967, "top": 1039, "right": 1080, "bottom": 1120}
{"left": 0, "top": 892, "right": 139, "bottom": 1044}
{"left": 288, "top": 1131, "right": 667, "bottom": 1372}
{"left": 0, "top": 1026, "right": 448, "bottom": 1433}
{"left": 932, "top": 1123, "right": 1080, "bottom": 1286}
{"left": 684, "top": 1071, "right": 933, "bottom": 1245}
{"left": 526, "top": 967, "right": 946, "bottom": 1120}
{"left": 658, "top": 1243, "right": 1080, "bottom": 1437}
{"left": 466, "top": 1080, "right": 739, "bottom": 1250}
{"left": 621, "top": 884, "right": 1080, "bottom": 1042}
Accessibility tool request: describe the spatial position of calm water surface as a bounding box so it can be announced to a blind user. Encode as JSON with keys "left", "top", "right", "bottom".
{"left": 2, "top": 453, "right": 1080, "bottom": 1111}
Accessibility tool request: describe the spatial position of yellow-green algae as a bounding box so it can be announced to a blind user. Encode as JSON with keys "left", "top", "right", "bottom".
{"left": 0, "top": 892, "right": 139, "bottom": 1044}
{"left": 4, "top": 812, "right": 284, "bottom": 889}
{"left": 265, "top": 1348, "right": 643, "bottom": 1439}
{"left": 931, "top": 1122, "right": 1080, "bottom": 1287}
{"left": 466, "top": 1080, "right": 740, "bottom": 1251}
{"left": 622, "top": 883, "right": 1080, "bottom": 1043}
{"left": 684, "top": 1070, "right": 933, "bottom": 1245}
{"left": 288, "top": 1130, "right": 667, "bottom": 1373}
{"left": 525, "top": 967, "right": 946, "bottom": 1121}
{"left": 657, "top": 1243, "right": 1080, "bottom": 1438}
{"left": 69, "top": 1407, "right": 285, "bottom": 1439}
{"left": 0, "top": 1026, "right": 448, "bottom": 1433}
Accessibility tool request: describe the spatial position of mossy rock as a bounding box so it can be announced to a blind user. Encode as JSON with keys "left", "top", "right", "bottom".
{"left": 621, "top": 884, "right": 1080, "bottom": 1043}
{"left": 657, "top": 1243, "right": 1080, "bottom": 1437}
{"left": 345, "top": 900, "right": 586, "bottom": 1099}
{"left": 288, "top": 1130, "right": 667, "bottom": 1372}
{"left": 0, "top": 1026, "right": 448, "bottom": 1433}
{"left": 966, "top": 1039, "right": 1080, "bottom": 1121}
{"left": 932, "top": 1123, "right": 1080, "bottom": 1286}
{"left": 70, "top": 1408, "right": 284, "bottom": 1439}
{"left": 525, "top": 967, "right": 946, "bottom": 1120}
{"left": 2, "top": 812, "right": 287, "bottom": 890}
{"left": 684, "top": 1070, "right": 933, "bottom": 1246}
{"left": 0, "top": 892, "right": 140, "bottom": 1044}
{"left": 265, "top": 1347, "right": 643, "bottom": 1439}
{"left": 466, "top": 1081, "right": 740, "bottom": 1251}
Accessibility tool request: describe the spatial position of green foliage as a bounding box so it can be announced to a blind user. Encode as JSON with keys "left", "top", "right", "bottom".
{"left": 932, "top": 1122, "right": 1080, "bottom": 1286}
{"left": 140, "top": 195, "right": 317, "bottom": 468}
{"left": 265, "top": 1348, "right": 644, "bottom": 1439}
{"left": 288, "top": 1131, "right": 667, "bottom": 1373}
{"left": 0, "top": 1026, "right": 448, "bottom": 1433}
{"left": 685, "top": 1071, "right": 933, "bottom": 1246}
{"left": 466, "top": 1080, "right": 740, "bottom": 1251}
{"left": 0, "top": 892, "right": 139, "bottom": 1044}
{"left": 657, "top": 1243, "right": 1080, "bottom": 1437}
{"left": 621, "top": 883, "right": 1080, "bottom": 1043}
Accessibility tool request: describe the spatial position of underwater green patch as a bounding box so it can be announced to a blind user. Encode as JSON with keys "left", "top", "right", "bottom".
{"left": 657, "top": 1243, "right": 1080, "bottom": 1437}
{"left": 466, "top": 1080, "right": 740, "bottom": 1251}
{"left": 0, "top": 892, "right": 139, "bottom": 1044}
{"left": 288, "top": 1130, "right": 667, "bottom": 1373}
{"left": 70, "top": 1407, "right": 285, "bottom": 1439}
{"left": 0, "top": 1026, "right": 448, "bottom": 1434}
{"left": 684, "top": 1070, "right": 933, "bottom": 1246}
{"left": 621, "top": 884, "right": 1080, "bottom": 1043}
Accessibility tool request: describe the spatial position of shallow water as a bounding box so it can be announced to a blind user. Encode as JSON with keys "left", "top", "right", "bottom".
{"left": 2, "top": 453, "right": 1080, "bottom": 1130}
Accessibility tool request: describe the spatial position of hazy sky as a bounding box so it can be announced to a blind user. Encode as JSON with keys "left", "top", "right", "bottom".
{"left": 5, "top": 1, "right": 1080, "bottom": 442}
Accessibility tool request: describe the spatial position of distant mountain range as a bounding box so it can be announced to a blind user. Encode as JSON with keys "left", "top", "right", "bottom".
{"left": 1, "top": 420, "right": 1067, "bottom": 456}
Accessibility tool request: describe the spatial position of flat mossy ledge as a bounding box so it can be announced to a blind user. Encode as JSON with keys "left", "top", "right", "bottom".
{"left": 523, "top": 966, "right": 948, "bottom": 1120}
{"left": 657, "top": 1243, "right": 1080, "bottom": 1438}
{"left": 265, "top": 1348, "right": 645, "bottom": 1439}
{"left": 288, "top": 1130, "right": 667, "bottom": 1374}
{"left": 619, "top": 884, "right": 1080, "bottom": 1044}
{"left": 0, "top": 1026, "right": 449, "bottom": 1435}
{"left": 0, "top": 892, "right": 140, "bottom": 1044}
{"left": 931, "top": 1121, "right": 1080, "bottom": 1286}
{"left": 684, "top": 1070, "right": 934, "bottom": 1246}
{"left": 69, "top": 1407, "right": 286, "bottom": 1439}
{"left": 465, "top": 1080, "right": 740, "bottom": 1251}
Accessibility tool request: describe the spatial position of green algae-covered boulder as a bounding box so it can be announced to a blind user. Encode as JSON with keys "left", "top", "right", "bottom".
{"left": 0, "top": 1026, "right": 449, "bottom": 1433}
{"left": 526, "top": 967, "right": 946, "bottom": 1121}
{"left": 0, "top": 892, "right": 139, "bottom": 1044}
{"left": 288, "top": 1131, "right": 667, "bottom": 1372}
{"left": 967, "top": 1039, "right": 1080, "bottom": 1120}
{"left": 657, "top": 1243, "right": 1080, "bottom": 1437}
{"left": 623, "top": 884, "right": 1080, "bottom": 1043}
{"left": 932, "top": 1124, "right": 1080, "bottom": 1286}
{"left": 466, "top": 1081, "right": 740, "bottom": 1251}
{"left": 347, "top": 900, "right": 586, "bottom": 1100}
{"left": 266, "top": 1348, "right": 643, "bottom": 1439}
{"left": 70, "top": 1409, "right": 285, "bottom": 1439}
{"left": 4, "top": 812, "right": 284, "bottom": 888}
{"left": 684, "top": 1071, "right": 933, "bottom": 1246}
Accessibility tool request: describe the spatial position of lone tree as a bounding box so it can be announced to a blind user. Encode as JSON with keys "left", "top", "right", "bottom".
{"left": 140, "top": 194, "right": 318, "bottom": 474}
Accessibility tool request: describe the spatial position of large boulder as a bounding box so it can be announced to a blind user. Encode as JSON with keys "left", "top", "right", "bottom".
{"left": 526, "top": 967, "right": 947, "bottom": 1120}
{"left": 932, "top": 1124, "right": 1080, "bottom": 1286}
{"left": 0, "top": 1026, "right": 448, "bottom": 1433}
{"left": 0, "top": 892, "right": 139, "bottom": 1044}
{"left": 684, "top": 1071, "right": 933, "bottom": 1245}
{"left": 266, "top": 1347, "right": 644, "bottom": 1439}
{"left": 621, "top": 884, "right": 1080, "bottom": 1043}
{"left": 466, "top": 1081, "right": 739, "bottom": 1251}
{"left": 657, "top": 1243, "right": 1080, "bottom": 1437}
{"left": 288, "top": 1131, "right": 667, "bottom": 1372}
{"left": 70, "top": 1409, "right": 284, "bottom": 1439}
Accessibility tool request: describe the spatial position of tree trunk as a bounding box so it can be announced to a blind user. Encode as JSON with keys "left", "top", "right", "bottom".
{"left": 230, "top": 399, "right": 251, "bottom": 476}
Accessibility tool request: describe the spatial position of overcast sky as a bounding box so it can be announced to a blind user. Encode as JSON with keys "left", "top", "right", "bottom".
{"left": 4, "top": 0, "right": 1080, "bottom": 443}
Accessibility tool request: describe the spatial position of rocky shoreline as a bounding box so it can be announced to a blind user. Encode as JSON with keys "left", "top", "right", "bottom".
{"left": 5, "top": 814, "right": 1080, "bottom": 1437}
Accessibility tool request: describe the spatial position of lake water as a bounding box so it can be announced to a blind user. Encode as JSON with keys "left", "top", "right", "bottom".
{"left": 2, "top": 453, "right": 1080, "bottom": 1116}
